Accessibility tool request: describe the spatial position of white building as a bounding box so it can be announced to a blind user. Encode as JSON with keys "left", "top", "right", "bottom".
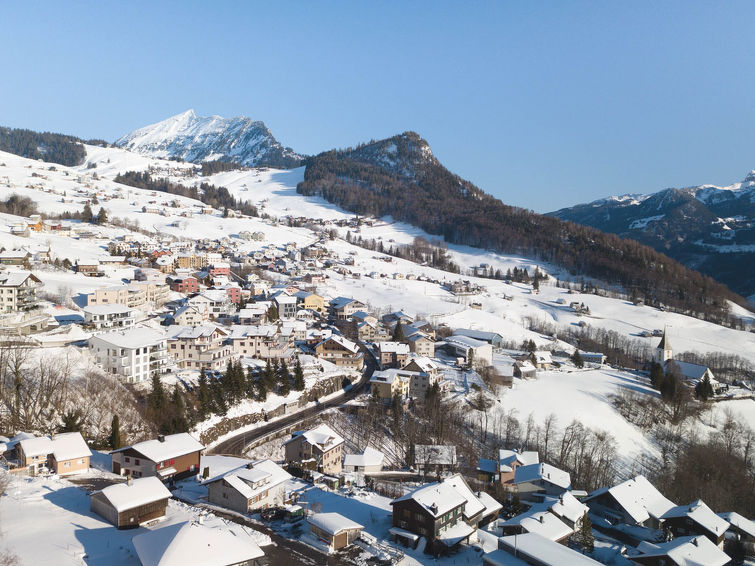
{"left": 83, "top": 304, "right": 136, "bottom": 330}
{"left": 88, "top": 327, "right": 168, "bottom": 383}
{"left": 205, "top": 459, "right": 292, "bottom": 514}
{"left": 0, "top": 271, "right": 42, "bottom": 313}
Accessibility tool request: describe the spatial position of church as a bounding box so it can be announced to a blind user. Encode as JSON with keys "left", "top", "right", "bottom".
{"left": 652, "top": 328, "right": 723, "bottom": 394}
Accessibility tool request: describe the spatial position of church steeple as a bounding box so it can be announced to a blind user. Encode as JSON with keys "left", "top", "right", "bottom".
{"left": 655, "top": 326, "right": 672, "bottom": 363}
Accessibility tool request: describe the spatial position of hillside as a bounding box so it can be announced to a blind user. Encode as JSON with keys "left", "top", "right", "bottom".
{"left": 549, "top": 173, "right": 755, "bottom": 300}
{"left": 116, "top": 109, "right": 304, "bottom": 169}
{"left": 0, "top": 125, "right": 100, "bottom": 167}
{"left": 297, "top": 133, "right": 747, "bottom": 322}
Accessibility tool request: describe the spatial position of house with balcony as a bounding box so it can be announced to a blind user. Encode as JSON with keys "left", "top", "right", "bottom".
{"left": 0, "top": 271, "right": 42, "bottom": 312}
{"left": 329, "top": 297, "right": 367, "bottom": 320}
{"left": 165, "top": 324, "right": 233, "bottom": 371}
{"left": 110, "top": 432, "right": 204, "bottom": 482}
{"left": 377, "top": 341, "right": 410, "bottom": 369}
{"left": 205, "top": 459, "right": 291, "bottom": 514}
{"left": 315, "top": 335, "right": 363, "bottom": 370}
{"left": 229, "top": 324, "right": 294, "bottom": 361}
{"left": 283, "top": 424, "right": 344, "bottom": 476}
{"left": 88, "top": 326, "right": 168, "bottom": 383}
{"left": 83, "top": 304, "right": 136, "bottom": 330}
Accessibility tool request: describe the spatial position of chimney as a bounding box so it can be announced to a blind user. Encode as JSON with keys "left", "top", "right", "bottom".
{"left": 158, "top": 434, "right": 165, "bottom": 443}
{"left": 539, "top": 515, "right": 544, "bottom": 523}
{"left": 692, "top": 537, "right": 698, "bottom": 547}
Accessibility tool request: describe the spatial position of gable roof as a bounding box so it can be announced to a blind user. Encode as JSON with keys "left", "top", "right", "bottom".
{"left": 343, "top": 446, "right": 384, "bottom": 468}
{"left": 718, "top": 511, "right": 755, "bottom": 538}
{"left": 514, "top": 462, "right": 571, "bottom": 489}
{"left": 498, "top": 533, "right": 602, "bottom": 565}
{"left": 502, "top": 507, "right": 573, "bottom": 541}
{"left": 661, "top": 500, "right": 729, "bottom": 538}
{"left": 132, "top": 521, "right": 264, "bottom": 566}
{"left": 96, "top": 476, "right": 171, "bottom": 512}
{"left": 307, "top": 512, "right": 364, "bottom": 535}
{"left": 282, "top": 424, "right": 344, "bottom": 452}
{"left": 585, "top": 475, "right": 675, "bottom": 524}
{"left": 636, "top": 536, "right": 730, "bottom": 566}
{"left": 391, "top": 481, "right": 467, "bottom": 517}
{"left": 18, "top": 432, "right": 91, "bottom": 461}
{"left": 112, "top": 433, "right": 203, "bottom": 463}
{"left": 204, "top": 459, "right": 291, "bottom": 501}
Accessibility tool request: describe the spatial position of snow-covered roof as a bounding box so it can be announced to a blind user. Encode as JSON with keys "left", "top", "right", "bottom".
{"left": 82, "top": 304, "right": 133, "bottom": 315}
{"left": 89, "top": 326, "right": 166, "bottom": 349}
{"left": 392, "top": 481, "right": 467, "bottom": 517}
{"left": 18, "top": 432, "right": 91, "bottom": 461}
{"left": 114, "top": 433, "right": 203, "bottom": 463}
{"left": 498, "top": 533, "right": 602, "bottom": 565}
{"left": 664, "top": 360, "right": 714, "bottom": 382}
{"left": 318, "top": 334, "right": 359, "bottom": 353}
{"left": 165, "top": 324, "right": 226, "bottom": 340}
{"left": 436, "top": 521, "right": 475, "bottom": 546}
{"left": 453, "top": 328, "right": 502, "bottom": 342}
{"left": 282, "top": 424, "right": 344, "bottom": 452}
{"left": 307, "top": 512, "right": 364, "bottom": 535}
{"left": 370, "top": 369, "right": 417, "bottom": 385}
{"left": 662, "top": 500, "right": 729, "bottom": 537}
{"left": 636, "top": 536, "right": 730, "bottom": 566}
{"left": 502, "top": 508, "right": 573, "bottom": 541}
{"left": 204, "top": 459, "right": 291, "bottom": 500}
{"left": 476, "top": 490, "right": 503, "bottom": 518}
{"left": 414, "top": 445, "right": 457, "bottom": 466}
{"left": 343, "top": 446, "right": 384, "bottom": 468}
{"left": 229, "top": 324, "right": 278, "bottom": 339}
{"left": 132, "top": 521, "right": 264, "bottom": 566}
{"left": 499, "top": 449, "right": 539, "bottom": 472}
{"left": 403, "top": 355, "right": 438, "bottom": 372}
{"left": 548, "top": 491, "right": 589, "bottom": 524}
{"left": 0, "top": 271, "right": 40, "bottom": 287}
{"left": 585, "top": 475, "right": 675, "bottom": 524}
{"left": 481, "top": 549, "right": 530, "bottom": 566}
{"left": 96, "top": 477, "right": 171, "bottom": 512}
{"left": 445, "top": 335, "right": 489, "bottom": 349}
{"left": 718, "top": 511, "right": 755, "bottom": 538}
{"left": 330, "top": 296, "right": 359, "bottom": 309}
{"left": 443, "top": 474, "right": 486, "bottom": 519}
{"left": 514, "top": 462, "right": 570, "bottom": 489}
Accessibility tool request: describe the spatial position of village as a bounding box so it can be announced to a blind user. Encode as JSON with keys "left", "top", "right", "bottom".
{"left": 0, "top": 145, "right": 753, "bottom": 566}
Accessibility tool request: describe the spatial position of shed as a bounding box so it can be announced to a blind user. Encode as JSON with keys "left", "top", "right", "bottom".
{"left": 307, "top": 512, "right": 364, "bottom": 550}
{"left": 90, "top": 476, "right": 171, "bottom": 529}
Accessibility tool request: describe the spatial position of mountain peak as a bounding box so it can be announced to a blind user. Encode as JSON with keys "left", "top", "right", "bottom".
{"left": 116, "top": 110, "right": 303, "bottom": 169}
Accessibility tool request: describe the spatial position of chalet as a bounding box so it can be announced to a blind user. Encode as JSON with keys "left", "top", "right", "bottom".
{"left": 485, "top": 533, "right": 603, "bottom": 566}
{"left": 111, "top": 432, "right": 204, "bottom": 482}
{"left": 414, "top": 445, "right": 457, "bottom": 475}
{"left": 132, "top": 521, "right": 265, "bottom": 566}
{"left": 0, "top": 250, "right": 31, "bottom": 265}
{"left": 500, "top": 507, "right": 573, "bottom": 543}
{"left": 442, "top": 335, "right": 493, "bottom": 366}
{"left": 531, "top": 350, "right": 553, "bottom": 369}
{"left": 584, "top": 475, "right": 676, "bottom": 529}
{"left": 377, "top": 341, "right": 410, "bottom": 369}
{"left": 343, "top": 446, "right": 385, "bottom": 473}
{"left": 633, "top": 536, "right": 730, "bottom": 566}
{"left": 307, "top": 513, "right": 364, "bottom": 551}
{"left": 165, "top": 324, "right": 233, "bottom": 371}
{"left": 329, "top": 296, "right": 366, "bottom": 320}
{"left": 205, "top": 459, "right": 291, "bottom": 514}
{"left": 513, "top": 462, "right": 571, "bottom": 497}
{"left": 314, "top": 335, "right": 363, "bottom": 370}
{"left": 661, "top": 500, "right": 729, "bottom": 547}
{"left": 90, "top": 476, "right": 171, "bottom": 529}
{"left": 75, "top": 262, "right": 104, "bottom": 277}
{"left": 407, "top": 332, "right": 435, "bottom": 357}
{"left": 16, "top": 432, "right": 91, "bottom": 476}
{"left": 453, "top": 329, "right": 504, "bottom": 349}
{"left": 382, "top": 311, "right": 414, "bottom": 326}
{"left": 172, "top": 304, "right": 206, "bottom": 327}
{"left": 0, "top": 271, "right": 42, "bottom": 312}
{"left": 283, "top": 424, "right": 344, "bottom": 476}
{"left": 718, "top": 511, "right": 755, "bottom": 557}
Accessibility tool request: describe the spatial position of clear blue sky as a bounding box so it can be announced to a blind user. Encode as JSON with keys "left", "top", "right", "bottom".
{"left": 2, "top": 1, "right": 754, "bottom": 211}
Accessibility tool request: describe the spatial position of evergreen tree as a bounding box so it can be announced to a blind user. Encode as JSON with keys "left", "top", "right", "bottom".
{"left": 660, "top": 366, "right": 681, "bottom": 403}
{"left": 246, "top": 366, "right": 256, "bottom": 399}
{"left": 571, "top": 349, "right": 584, "bottom": 368}
{"left": 279, "top": 360, "right": 291, "bottom": 396}
{"left": 267, "top": 304, "right": 279, "bottom": 321}
{"left": 170, "top": 385, "right": 189, "bottom": 433}
{"left": 59, "top": 409, "right": 84, "bottom": 433}
{"left": 695, "top": 374, "right": 715, "bottom": 401}
{"left": 96, "top": 207, "right": 108, "bottom": 225}
{"left": 109, "top": 414, "right": 121, "bottom": 450}
{"left": 293, "top": 358, "right": 305, "bottom": 391}
{"left": 256, "top": 373, "right": 268, "bottom": 402}
{"left": 82, "top": 202, "right": 93, "bottom": 223}
{"left": 576, "top": 513, "right": 594, "bottom": 553}
{"left": 197, "top": 370, "right": 211, "bottom": 418}
{"left": 148, "top": 372, "right": 167, "bottom": 414}
{"left": 392, "top": 320, "right": 405, "bottom": 341}
{"left": 650, "top": 362, "right": 665, "bottom": 389}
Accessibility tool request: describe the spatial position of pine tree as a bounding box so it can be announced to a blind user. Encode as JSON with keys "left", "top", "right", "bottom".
{"left": 170, "top": 385, "right": 189, "bottom": 433}
{"left": 576, "top": 513, "right": 594, "bottom": 553}
{"left": 392, "top": 320, "right": 405, "bottom": 341}
{"left": 148, "top": 372, "right": 167, "bottom": 413}
{"left": 267, "top": 304, "right": 278, "bottom": 321}
{"left": 695, "top": 374, "right": 714, "bottom": 401}
{"left": 96, "top": 207, "right": 107, "bottom": 225}
{"left": 571, "top": 349, "right": 584, "bottom": 368}
{"left": 293, "top": 358, "right": 305, "bottom": 391}
{"left": 246, "top": 366, "right": 256, "bottom": 399}
{"left": 197, "top": 370, "right": 211, "bottom": 418}
{"left": 59, "top": 409, "right": 84, "bottom": 433}
{"left": 110, "top": 414, "right": 121, "bottom": 449}
{"left": 279, "top": 360, "right": 291, "bottom": 396}
{"left": 650, "top": 362, "right": 665, "bottom": 389}
{"left": 82, "top": 202, "right": 93, "bottom": 223}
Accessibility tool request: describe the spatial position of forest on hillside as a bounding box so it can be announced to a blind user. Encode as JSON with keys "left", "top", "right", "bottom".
{"left": 298, "top": 142, "right": 746, "bottom": 324}
{"left": 0, "top": 126, "right": 108, "bottom": 167}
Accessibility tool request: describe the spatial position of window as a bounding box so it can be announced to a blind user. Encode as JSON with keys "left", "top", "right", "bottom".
{"left": 125, "top": 457, "right": 130, "bottom": 463}
{"left": 135, "top": 459, "right": 140, "bottom": 466}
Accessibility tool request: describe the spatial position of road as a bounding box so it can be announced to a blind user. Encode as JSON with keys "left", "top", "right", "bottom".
{"left": 209, "top": 345, "right": 377, "bottom": 456}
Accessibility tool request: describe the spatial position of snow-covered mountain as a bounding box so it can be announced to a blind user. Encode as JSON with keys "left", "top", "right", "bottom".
{"left": 115, "top": 110, "right": 304, "bottom": 168}
{"left": 549, "top": 173, "right": 755, "bottom": 298}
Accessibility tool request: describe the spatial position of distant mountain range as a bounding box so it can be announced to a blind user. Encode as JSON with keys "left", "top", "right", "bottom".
{"left": 115, "top": 110, "right": 304, "bottom": 169}
{"left": 549, "top": 175, "right": 755, "bottom": 299}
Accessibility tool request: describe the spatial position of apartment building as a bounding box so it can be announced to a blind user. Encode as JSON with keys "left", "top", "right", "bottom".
{"left": 165, "top": 324, "right": 233, "bottom": 371}
{"left": 83, "top": 304, "right": 136, "bottom": 330}
{"left": 88, "top": 327, "right": 168, "bottom": 383}
{"left": 0, "top": 271, "right": 42, "bottom": 312}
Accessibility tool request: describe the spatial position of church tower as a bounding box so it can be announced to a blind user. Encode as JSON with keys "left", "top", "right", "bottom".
{"left": 654, "top": 327, "right": 672, "bottom": 364}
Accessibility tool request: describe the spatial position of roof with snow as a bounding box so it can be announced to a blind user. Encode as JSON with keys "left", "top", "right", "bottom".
{"left": 317, "top": 334, "right": 359, "bottom": 353}
{"left": 636, "top": 536, "right": 730, "bottom": 566}
{"left": 513, "top": 462, "right": 570, "bottom": 489}
{"left": 307, "top": 512, "right": 364, "bottom": 535}
{"left": 96, "top": 477, "right": 171, "bottom": 512}
{"left": 585, "top": 475, "right": 675, "bottom": 524}
{"left": 204, "top": 459, "right": 291, "bottom": 500}
{"left": 661, "top": 500, "right": 729, "bottom": 537}
{"left": 330, "top": 296, "right": 360, "bottom": 309}
{"left": 0, "top": 271, "right": 40, "bottom": 287}
{"left": 113, "top": 433, "right": 203, "bottom": 463}
{"left": 453, "top": 328, "right": 502, "bottom": 342}
{"left": 547, "top": 491, "right": 589, "bottom": 524}
{"left": 502, "top": 508, "right": 573, "bottom": 541}
{"left": 378, "top": 341, "right": 410, "bottom": 354}
{"left": 445, "top": 335, "right": 489, "bottom": 349}
{"left": 165, "top": 324, "right": 227, "bottom": 340}
{"left": 664, "top": 360, "right": 715, "bottom": 383}
{"left": 498, "top": 449, "right": 539, "bottom": 472}
{"left": 83, "top": 304, "right": 133, "bottom": 315}
{"left": 89, "top": 326, "right": 166, "bottom": 349}
{"left": 718, "top": 511, "right": 755, "bottom": 538}
{"left": 282, "top": 424, "right": 344, "bottom": 452}
{"left": 442, "top": 474, "right": 485, "bottom": 519}
{"left": 132, "top": 521, "right": 264, "bottom": 566}
{"left": 402, "top": 355, "right": 438, "bottom": 372}
{"left": 18, "top": 432, "right": 91, "bottom": 461}
{"left": 498, "top": 533, "right": 602, "bottom": 565}
{"left": 343, "top": 446, "right": 384, "bottom": 469}
{"left": 392, "top": 481, "right": 467, "bottom": 517}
